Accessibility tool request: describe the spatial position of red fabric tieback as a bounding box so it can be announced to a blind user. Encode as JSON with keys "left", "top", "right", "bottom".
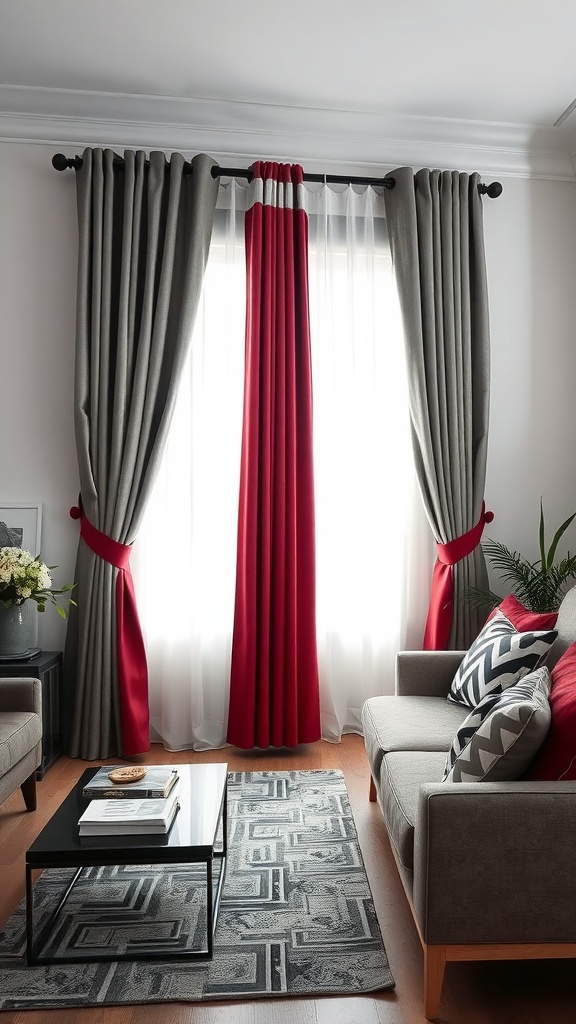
{"left": 423, "top": 502, "right": 494, "bottom": 651}
{"left": 79, "top": 514, "right": 132, "bottom": 570}
{"left": 70, "top": 503, "right": 149, "bottom": 755}
{"left": 436, "top": 503, "right": 494, "bottom": 565}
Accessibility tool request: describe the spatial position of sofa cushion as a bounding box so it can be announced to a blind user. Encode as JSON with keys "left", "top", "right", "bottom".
{"left": 527, "top": 642, "right": 576, "bottom": 780}
{"left": 0, "top": 711, "right": 42, "bottom": 778}
{"left": 443, "top": 666, "right": 551, "bottom": 783}
{"left": 486, "top": 594, "right": 558, "bottom": 631}
{"left": 362, "top": 695, "right": 469, "bottom": 780}
{"left": 379, "top": 751, "right": 447, "bottom": 871}
{"left": 544, "top": 585, "right": 576, "bottom": 670}
{"left": 448, "top": 611, "right": 557, "bottom": 708}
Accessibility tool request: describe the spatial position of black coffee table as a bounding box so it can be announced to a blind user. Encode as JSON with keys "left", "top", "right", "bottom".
{"left": 25, "top": 763, "right": 228, "bottom": 965}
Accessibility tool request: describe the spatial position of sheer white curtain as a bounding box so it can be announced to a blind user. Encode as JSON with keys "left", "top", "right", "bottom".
{"left": 132, "top": 184, "right": 246, "bottom": 750}
{"left": 306, "top": 184, "right": 432, "bottom": 737}
{"left": 132, "top": 179, "right": 433, "bottom": 751}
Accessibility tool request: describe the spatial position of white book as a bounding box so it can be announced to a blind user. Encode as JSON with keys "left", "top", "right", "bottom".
{"left": 78, "top": 787, "right": 180, "bottom": 835}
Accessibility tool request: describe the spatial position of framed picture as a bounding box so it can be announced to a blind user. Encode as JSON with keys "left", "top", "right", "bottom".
{"left": 0, "top": 503, "right": 43, "bottom": 649}
{"left": 0, "top": 502, "right": 43, "bottom": 555}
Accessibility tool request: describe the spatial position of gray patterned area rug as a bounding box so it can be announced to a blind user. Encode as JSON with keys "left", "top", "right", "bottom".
{"left": 0, "top": 769, "right": 394, "bottom": 1009}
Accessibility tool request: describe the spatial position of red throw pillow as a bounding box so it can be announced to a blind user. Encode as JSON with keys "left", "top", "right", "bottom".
{"left": 486, "top": 594, "right": 558, "bottom": 632}
{"left": 526, "top": 642, "right": 576, "bottom": 780}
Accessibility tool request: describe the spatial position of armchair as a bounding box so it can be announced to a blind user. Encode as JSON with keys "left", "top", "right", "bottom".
{"left": 0, "top": 677, "right": 42, "bottom": 811}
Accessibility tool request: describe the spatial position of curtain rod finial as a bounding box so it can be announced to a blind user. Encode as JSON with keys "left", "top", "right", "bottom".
{"left": 478, "top": 181, "right": 503, "bottom": 198}
{"left": 52, "top": 153, "right": 83, "bottom": 171}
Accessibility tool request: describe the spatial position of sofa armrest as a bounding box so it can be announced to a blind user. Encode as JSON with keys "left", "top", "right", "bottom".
{"left": 0, "top": 677, "right": 42, "bottom": 718}
{"left": 395, "top": 651, "right": 466, "bottom": 697}
{"left": 413, "top": 781, "right": 576, "bottom": 945}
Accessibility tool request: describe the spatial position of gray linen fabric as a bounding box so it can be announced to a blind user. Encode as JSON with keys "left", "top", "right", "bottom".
{"left": 64, "top": 148, "right": 218, "bottom": 759}
{"left": 384, "top": 167, "right": 492, "bottom": 649}
{"left": 395, "top": 650, "right": 467, "bottom": 697}
{"left": 362, "top": 695, "right": 468, "bottom": 784}
{"left": 414, "top": 781, "right": 576, "bottom": 944}
{"left": 0, "top": 712, "right": 42, "bottom": 776}
{"left": 0, "top": 677, "right": 42, "bottom": 806}
{"left": 545, "top": 583, "right": 576, "bottom": 668}
{"left": 378, "top": 750, "right": 448, "bottom": 872}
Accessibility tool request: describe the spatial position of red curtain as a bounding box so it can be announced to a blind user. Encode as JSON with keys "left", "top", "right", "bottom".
{"left": 227, "top": 162, "right": 321, "bottom": 749}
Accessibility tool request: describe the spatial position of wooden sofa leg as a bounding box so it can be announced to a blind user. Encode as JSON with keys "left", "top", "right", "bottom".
{"left": 21, "top": 772, "right": 37, "bottom": 812}
{"left": 423, "top": 943, "right": 446, "bottom": 1020}
{"left": 369, "top": 774, "right": 377, "bottom": 802}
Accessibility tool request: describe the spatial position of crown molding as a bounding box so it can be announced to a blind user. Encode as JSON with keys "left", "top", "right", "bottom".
{"left": 1, "top": 85, "right": 576, "bottom": 181}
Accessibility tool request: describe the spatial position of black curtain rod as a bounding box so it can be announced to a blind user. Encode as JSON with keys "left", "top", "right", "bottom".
{"left": 51, "top": 153, "right": 503, "bottom": 198}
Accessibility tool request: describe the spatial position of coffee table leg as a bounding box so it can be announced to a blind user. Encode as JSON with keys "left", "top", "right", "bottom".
{"left": 25, "top": 865, "right": 34, "bottom": 964}
{"left": 26, "top": 866, "right": 84, "bottom": 964}
{"left": 206, "top": 783, "right": 228, "bottom": 957}
{"left": 222, "top": 784, "right": 228, "bottom": 856}
{"left": 206, "top": 859, "right": 213, "bottom": 957}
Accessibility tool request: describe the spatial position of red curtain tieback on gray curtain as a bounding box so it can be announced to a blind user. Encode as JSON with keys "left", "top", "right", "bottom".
{"left": 70, "top": 501, "right": 148, "bottom": 754}
{"left": 423, "top": 502, "right": 494, "bottom": 650}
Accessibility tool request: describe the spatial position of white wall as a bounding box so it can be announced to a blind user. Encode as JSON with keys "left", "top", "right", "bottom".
{"left": 2, "top": 139, "right": 576, "bottom": 652}
{"left": 1, "top": 141, "right": 78, "bottom": 650}
{"left": 483, "top": 176, "right": 576, "bottom": 574}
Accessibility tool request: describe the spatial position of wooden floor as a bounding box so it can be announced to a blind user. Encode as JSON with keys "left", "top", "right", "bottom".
{"left": 1, "top": 736, "right": 574, "bottom": 1024}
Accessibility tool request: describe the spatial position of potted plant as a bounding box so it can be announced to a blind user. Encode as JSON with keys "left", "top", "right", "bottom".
{"left": 0, "top": 547, "right": 75, "bottom": 656}
{"left": 468, "top": 501, "right": 576, "bottom": 613}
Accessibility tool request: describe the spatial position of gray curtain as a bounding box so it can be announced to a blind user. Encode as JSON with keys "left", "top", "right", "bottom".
{"left": 384, "top": 167, "right": 491, "bottom": 649}
{"left": 63, "top": 148, "right": 218, "bottom": 759}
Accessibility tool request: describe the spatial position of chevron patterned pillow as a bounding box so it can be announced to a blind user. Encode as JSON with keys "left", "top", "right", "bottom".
{"left": 448, "top": 611, "right": 557, "bottom": 708}
{"left": 443, "top": 666, "right": 552, "bottom": 783}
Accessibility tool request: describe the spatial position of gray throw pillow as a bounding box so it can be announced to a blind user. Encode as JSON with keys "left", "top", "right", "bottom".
{"left": 447, "top": 611, "right": 557, "bottom": 708}
{"left": 443, "top": 666, "right": 551, "bottom": 783}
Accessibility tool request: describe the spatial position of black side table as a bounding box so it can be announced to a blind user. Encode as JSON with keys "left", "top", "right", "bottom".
{"left": 0, "top": 651, "right": 63, "bottom": 778}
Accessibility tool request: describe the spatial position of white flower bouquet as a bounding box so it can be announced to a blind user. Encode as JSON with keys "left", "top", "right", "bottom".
{"left": 0, "top": 547, "right": 76, "bottom": 618}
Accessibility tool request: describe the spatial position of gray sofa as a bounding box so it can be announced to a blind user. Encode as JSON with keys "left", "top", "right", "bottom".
{"left": 362, "top": 586, "right": 576, "bottom": 1020}
{"left": 0, "top": 677, "right": 42, "bottom": 811}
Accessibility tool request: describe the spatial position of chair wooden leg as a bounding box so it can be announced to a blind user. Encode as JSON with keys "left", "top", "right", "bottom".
{"left": 423, "top": 943, "right": 446, "bottom": 1020}
{"left": 369, "top": 774, "right": 377, "bottom": 802}
{"left": 21, "top": 772, "right": 37, "bottom": 812}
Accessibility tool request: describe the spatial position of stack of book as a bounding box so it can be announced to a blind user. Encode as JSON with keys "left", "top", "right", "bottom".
{"left": 78, "top": 766, "right": 180, "bottom": 837}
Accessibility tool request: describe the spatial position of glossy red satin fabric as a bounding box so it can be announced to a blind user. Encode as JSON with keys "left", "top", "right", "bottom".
{"left": 76, "top": 511, "right": 149, "bottom": 754}
{"left": 227, "top": 162, "right": 321, "bottom": 748}
{"left": 423, "top": 502, "right": 494, "bottom": 650}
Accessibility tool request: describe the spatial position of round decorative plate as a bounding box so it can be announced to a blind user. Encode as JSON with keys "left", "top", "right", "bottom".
{"left": 107, "top": 766, "right": 148, "bottom": 783}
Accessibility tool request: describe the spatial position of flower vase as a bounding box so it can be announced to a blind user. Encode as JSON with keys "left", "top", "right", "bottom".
{"left": 0, "top": 603, "right": 31, "bottom": 657}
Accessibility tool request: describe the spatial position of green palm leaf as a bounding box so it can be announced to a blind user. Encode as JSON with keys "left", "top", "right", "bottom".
{"left": 546, "top": 514, "right": 576, "bottom": 569}
{"left": 539, "top": 499, "right": 546, "bottom": 567}
{"left": 465, "top": 586, "right": 502, "bottom": 611}
{"left": 467, "top": 505, "right": 576, "bottom": 613}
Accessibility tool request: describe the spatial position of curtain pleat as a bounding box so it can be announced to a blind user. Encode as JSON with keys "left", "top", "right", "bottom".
{"left": 63, "top": 148, "right": 218, "bottom": 759}
{"left": 227, "top": 162, "right": 321, "bottom": 749}
{"left": 384, "top": 167, "right": 491, "bottom": 650}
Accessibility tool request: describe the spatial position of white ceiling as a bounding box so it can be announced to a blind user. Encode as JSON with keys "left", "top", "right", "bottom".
{"left": 2, "top": 0, "right": 576, "bottom": 178}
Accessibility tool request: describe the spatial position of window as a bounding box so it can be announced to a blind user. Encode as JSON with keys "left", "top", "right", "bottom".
{"left": 132, "top": 180, "right": 433, "bottom": 750}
